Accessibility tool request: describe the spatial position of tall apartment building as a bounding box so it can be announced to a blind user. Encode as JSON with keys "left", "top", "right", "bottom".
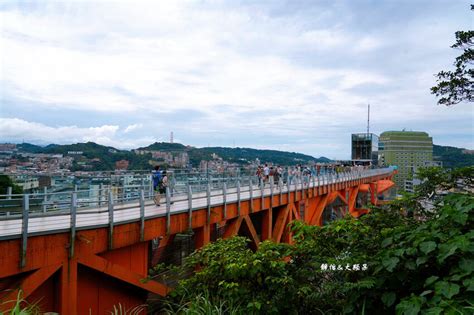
{"left": 379, "top": 131, "right": 433, "bottom": 189}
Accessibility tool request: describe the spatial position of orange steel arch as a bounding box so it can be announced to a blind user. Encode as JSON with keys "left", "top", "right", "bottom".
{"left": 0, "top": 172, "right": 394, "bottom": 314}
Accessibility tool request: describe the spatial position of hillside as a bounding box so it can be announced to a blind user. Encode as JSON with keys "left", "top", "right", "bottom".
{"left": 433, "top": 144, "right": 474, "bottom": 168}
{"left": 190, "top": 146, "right": 331, "bottom": 166}
{"left": 15, "top": 141, "right": 331, "bottom": 170}
{"left": 17, "top": 142, "right": 151, "bottom": 171}
{"left": 137, "top": 142, "right": 188, "bottom": 151}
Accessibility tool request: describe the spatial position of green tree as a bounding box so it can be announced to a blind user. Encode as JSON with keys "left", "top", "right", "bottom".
{"left": 0, "top": 175, "right": 22, "bottom": 196}
{"left": 431, "top": 6, "right": 474, "bottom": 106}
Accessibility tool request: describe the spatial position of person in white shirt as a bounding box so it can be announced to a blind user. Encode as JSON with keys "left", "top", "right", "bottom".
{"left": 263, "top": 164, "right": 270, "bottom": 183}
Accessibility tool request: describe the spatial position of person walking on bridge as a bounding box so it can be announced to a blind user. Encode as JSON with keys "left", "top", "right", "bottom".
{"left": 152, "top": 165, "right": 163, "bottom": 206}
{"left": 263, "top": 163, "right": 270, "bottom": 185}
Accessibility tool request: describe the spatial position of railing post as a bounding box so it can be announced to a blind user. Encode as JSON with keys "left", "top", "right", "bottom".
{"left": 270, "top": 176, "right": 274, "bottom": 209}
{"left": 121, "top": 175, "right": 126, "bottom": 203}
{"left": 139, "top": 189, "right": 145, "bottom": 242}
{"left": 42, "top": 186, "right": 47, "bottom": 213}
{"left": 70, "top": 192, "right": 77, "bottom": 258}
{"left": 237, "top": 179, "right": 241, "bottom": 216}
{"left": 223, "top": 182, "right": 227, "bottom": 220}
{"left": 287, "top": 173, "right": 290, "bottom": 201}
{"left": 99, "top": 183, "right": 104, "bottom": 207}
{"left": 187, "top": 184, "right": 193, "bottom": 231}
{"left": 108, "top": 190, "right": 114, "bottom": 250}
{"left": 206, "top": 183, "right": 211, "bottom": 224}
{"left": 149, "top": 175, "right": 153, "bottom": 199}
{"left": 20, "top": 194, "right": 29, "bottom": 268}
{"left": 249, "top": 177, "right": 254, "bottom": 213}
{"left": 302, "top": 176, "right": 305, "bottom": 200}
{"left": 279, "top": 178, "right": 283, "bottom": 204}
{"left": 312, "top": 175, "right": 316, "bottom": 196}
{"left": 166, "top": 186, "right": 171, "bottom": 235}
{"left": 295, "top": 176, "right": 299, "bottom": 201}
{"left": 6, "top": 186, "right": 12, "bottom": 199}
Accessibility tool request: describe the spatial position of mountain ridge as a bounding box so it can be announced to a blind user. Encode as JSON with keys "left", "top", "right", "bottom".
{"left": 14, "top": 141, "right": 332, "bottom": 168}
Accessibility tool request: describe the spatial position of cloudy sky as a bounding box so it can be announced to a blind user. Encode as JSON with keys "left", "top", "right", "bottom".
{"left": 0, "top": 0, "right": 473, "bottom": 159}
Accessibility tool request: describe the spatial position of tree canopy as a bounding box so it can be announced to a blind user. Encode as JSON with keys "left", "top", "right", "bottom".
{"left": 431, "top": 6, "right": 474, "bottom": 106}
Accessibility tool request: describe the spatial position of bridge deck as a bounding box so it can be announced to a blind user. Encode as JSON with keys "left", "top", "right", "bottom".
{"left": 0, "top": 169, "right": 393, "bottom": 239}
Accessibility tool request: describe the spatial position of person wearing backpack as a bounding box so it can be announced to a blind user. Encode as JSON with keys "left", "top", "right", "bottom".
{"left": 152, "top": 165, "right": 163, "bottom": 206}
{"left": 160, "top": 171, "right": 171, "bottom": 203}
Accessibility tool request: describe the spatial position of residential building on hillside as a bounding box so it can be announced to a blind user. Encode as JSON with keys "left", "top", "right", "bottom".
{"left": 379, "top": 131, "right": 434, "bottom": 190}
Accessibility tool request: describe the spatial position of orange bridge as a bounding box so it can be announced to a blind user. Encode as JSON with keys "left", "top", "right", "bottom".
{"left": 0, "top": 168, "right": 395, "bottom": 313}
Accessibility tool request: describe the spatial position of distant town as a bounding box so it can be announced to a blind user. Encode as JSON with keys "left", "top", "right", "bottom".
{"left": 0, "top": 130, "right": 472, "bottom": 195}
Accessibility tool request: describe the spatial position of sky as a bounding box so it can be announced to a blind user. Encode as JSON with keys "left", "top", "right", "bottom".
{"left": 0, "top": 0, "right": 473, "bottom": 159}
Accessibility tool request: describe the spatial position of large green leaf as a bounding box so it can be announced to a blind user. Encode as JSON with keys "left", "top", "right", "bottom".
{"left": 425, "top": 276, "right": 439, "bottom": 287}
{"left": 463, "top": 278, "right": 474, "bottom": 291}
{"left": 383, "top": 257, "right": 400, "bottom": 272}
{"left": 434, "top": 281, "right": 460, "bottom": 299}
{"left": 459, "top": 258, "right": 474, "bottom": 273}
{"left": 381, "top": 292, "right": 396, "bottom": 307}
{"left": 396, "top": 295, "right": 421, "bottom": 315}
{"left": 437, "top": 244, "right": 457, "bottom": 263}
{"left": 416, "top": 256, "right": 428, "bottom": 266}
{"left": 419, "top": 241, "right": 437, "bottom": 255}
{"left": 382, "top": 237, "right": 393, "bottom": 248}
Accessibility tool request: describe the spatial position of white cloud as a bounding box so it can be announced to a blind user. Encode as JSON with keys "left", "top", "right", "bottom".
{"left": 123, "top": 123, "right": 143, "bottom": 133}
{"left": 0, "top": 2, "right": 389, "bottom": 118}
{"left": 0, "top": 1, "right": 472, "bottom": 158}
{"left": 0, "top": 118, "right": 118, "bottom": 143}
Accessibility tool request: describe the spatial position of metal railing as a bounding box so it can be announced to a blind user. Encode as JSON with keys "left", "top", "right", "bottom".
{"left": 0, "top": 167, "right": 395, "bottom": 268}
{"left": 0, "top": 167, "right": 393, "bottom": 218}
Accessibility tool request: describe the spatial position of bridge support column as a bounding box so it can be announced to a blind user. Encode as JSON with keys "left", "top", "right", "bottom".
{"left": 369, "top": 182, "right": 378, "bottom": 206}
{"left": 261, "top": 208, "right": 272, "bottom": 241}
{"left": 194, "top": 224, "right": 210, "bottom": 249}
{"left": 60, "top": 259, "right": 78, "bottom": 315}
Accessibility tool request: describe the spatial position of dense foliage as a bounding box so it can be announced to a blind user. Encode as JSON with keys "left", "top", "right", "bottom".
{"left": 431, "top": 5, "right": 473, "bottom": 106}
{"left": 162, "top": 167, "right": 473, "bottom": 314}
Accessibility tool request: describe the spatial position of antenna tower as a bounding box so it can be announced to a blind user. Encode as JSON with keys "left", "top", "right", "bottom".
{"left": 170, "top": 131, "right": 174, "bottom": 143}
{"left": 367, "top": 103, "right": 370, "bottom": 135}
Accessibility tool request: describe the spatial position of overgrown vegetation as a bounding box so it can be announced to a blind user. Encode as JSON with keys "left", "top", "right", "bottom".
{"left": 160, "top": 167, "right": 473, "bottom": 314}
{"left": 0, "top": 291, "right": 40, "bottom": 315}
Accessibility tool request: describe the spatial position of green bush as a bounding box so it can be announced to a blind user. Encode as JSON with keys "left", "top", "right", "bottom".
{"left": 163, "top": 168, "right": 474, "bottom": 314}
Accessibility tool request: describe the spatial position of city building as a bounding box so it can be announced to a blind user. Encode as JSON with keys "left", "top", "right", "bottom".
{"left": 379, "top": 131, "right": 434, "bottom": 190}
{"left": 404, "top": 160, "right": 443, "bottom": 193}
{"left": 351, "top": 133, "right": 379, "bottom": 165}
{"left": 115, "top": 160, "right": 130, "bottom": 170}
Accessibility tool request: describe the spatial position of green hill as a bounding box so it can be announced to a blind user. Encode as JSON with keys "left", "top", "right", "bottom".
{"left": 433, "top": 144, "right": 474, "bottom": 168}
{"left": 137, "top": 142, "right": 188, "bottom": 151}
{"left": 15, "top": 142, "right": 331, "bottom": 170}
{"left": 16, "top": 143, "right": 45, "bottom": 153}
{"left": 189, "top": 146, "right": 331, "bottom": 166}
{"left": 17, "top": 142, "right": 151, "bottom": 171}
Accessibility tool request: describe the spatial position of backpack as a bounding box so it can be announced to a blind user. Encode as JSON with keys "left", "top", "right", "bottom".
{"left": 152, "top": 170, "right": 163, "bottom": 188}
